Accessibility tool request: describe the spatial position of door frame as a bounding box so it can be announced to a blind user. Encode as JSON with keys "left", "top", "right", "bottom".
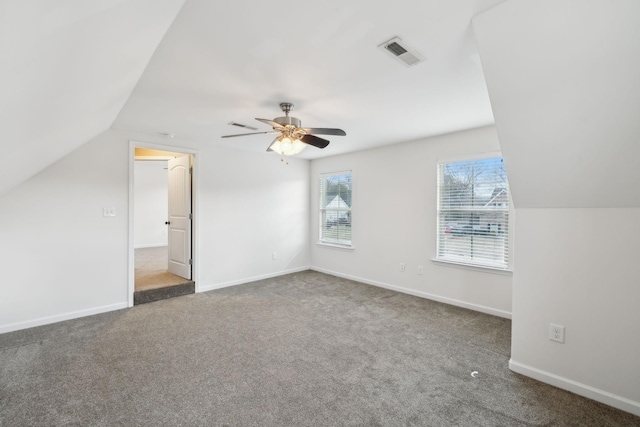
{"left": 127, "top": 140, "right": 200, "bottom": 307}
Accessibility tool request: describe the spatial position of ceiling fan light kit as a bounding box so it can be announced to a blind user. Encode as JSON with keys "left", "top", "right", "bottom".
{"left": 269, "top": 135, "right": 307, "bottom": 156}
{"left": 221, "top": 102, "right": 346, "bottom": 157}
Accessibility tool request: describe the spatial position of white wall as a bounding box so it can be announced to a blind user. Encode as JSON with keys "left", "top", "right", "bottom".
{"left": 0, "top": 131, "right": 130, "bottom": 330}
{"left": 474, "top": 0, "right": 640, "bottom": 415}
{"left": 134, "top": 161, "right": 168, "bottom": 248}
{"left": 310, "top": 126, "right": 513, "bottom": 318}
{"left": 0, "top": 129, "right": 310, "bottom": 333}
{"left": 511, "top": 208, "right": 640, "bottom": 412}
{"left": 196, "top": 141, "right": 310, "bottom": 288}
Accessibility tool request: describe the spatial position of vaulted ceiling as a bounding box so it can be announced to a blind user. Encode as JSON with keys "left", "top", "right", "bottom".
{"left": 0, "top": 0, "right": 185, "bottom": 196}
{"left": 113, "top": 0, "right": 505, "bottom": 157}
{"left": 475, "top": 0, "right": 640, "bottom": 208}
{"left": 1, "top": 0, "right": 505, "bottom": 196}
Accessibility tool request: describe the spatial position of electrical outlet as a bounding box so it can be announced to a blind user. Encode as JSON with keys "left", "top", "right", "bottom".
{"left": 103, "top": 207, "right": 116, "bottom": 217}
{"left": 549, "top": 323, "right": 565, "bottom": 343}
{"left": 417, "top": 266, "right": 424, "bottom": 275}
{"left": 400, "top": 263, "right": 405, "bottom": 272}
{"left": 272, "top": 252, "right": 277, "bottom": 260}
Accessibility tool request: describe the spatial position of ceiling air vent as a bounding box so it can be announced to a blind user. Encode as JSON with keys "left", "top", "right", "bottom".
{"left": 378, "top": 36, "right": 424, "bottom": 67}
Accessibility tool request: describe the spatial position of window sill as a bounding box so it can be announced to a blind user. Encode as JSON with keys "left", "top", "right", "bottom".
{"left": 317, "top": 242, "right": 355, "bottom": 250}
{"left": 431, "top": 258, "right": 513, "bottom": 276}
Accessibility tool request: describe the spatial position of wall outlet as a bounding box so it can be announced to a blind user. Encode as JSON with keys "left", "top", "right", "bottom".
{"left": 399, "top": 263, "right": 405, "bottom": 272}
{"left": 417, "top": 266, "right": 424, "bottom": 275}
{"left": 272, "top": 252, "right": 277, "bottom": 260}
{"left": 549, "top": 323, "right": 565, "bottom": 343}
{"left": 103, "top": 207, "right": 116, "bottom": 217}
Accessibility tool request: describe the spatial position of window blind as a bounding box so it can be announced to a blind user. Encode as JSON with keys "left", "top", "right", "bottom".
{"left": 319, "top": 172, "right": 352, "bottom": 246}
{"left": 436, "top": 157, "right": 509, "bottom": 269}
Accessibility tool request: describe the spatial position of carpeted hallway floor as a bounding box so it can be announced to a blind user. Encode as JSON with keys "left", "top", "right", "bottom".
{"left": 1, "top": 271, "right": 638, "bottom": 426}
{"left": 135, "top": 246, "right": 189, "bottom": 291}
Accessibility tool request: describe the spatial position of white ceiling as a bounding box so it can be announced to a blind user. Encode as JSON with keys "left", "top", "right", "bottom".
{"left": 1, "top": 0, "right": 504, "bottom": 196}
{"left": 113, "top": 0, "right": 504, "bottom": 158}
{"left": 475, "top": 0, "right": 640, "bottom": 208}
{"left": 0, "top": 0, "right": 185, "bottom": 196}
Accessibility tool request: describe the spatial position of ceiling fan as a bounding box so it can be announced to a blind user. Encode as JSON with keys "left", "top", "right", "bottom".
{"left": 221, "top": 102, "right": 346, "bottom": 156}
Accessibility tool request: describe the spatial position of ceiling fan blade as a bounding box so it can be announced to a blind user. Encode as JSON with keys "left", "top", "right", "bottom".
{"left": 256, "top": 118, "right": 285, "bottom": 130}
{"left": 221, "top": 131, "right": 277, "bottom": 138}
{"left": 266, "top": 136, "right": 279, "bottom": 152}
{"left": 302, "top": 128, "right": 346, "bottom": 136}
{"left": 301, "top": 134, "right": 330, "bottom": 149}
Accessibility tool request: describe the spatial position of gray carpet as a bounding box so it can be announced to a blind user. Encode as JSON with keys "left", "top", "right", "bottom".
{"left": 1, "top": 271, "right": 638, "bottom": 426}
{"left": 134, "top": 281, "right": 195, "bottom": 305}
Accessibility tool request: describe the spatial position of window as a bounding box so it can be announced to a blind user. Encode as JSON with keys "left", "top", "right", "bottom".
{"left": 319, "top": 172, "right": 352, "bottom": 246}
{"left": 436, "top": 156, "right": 510, "bottom": 269}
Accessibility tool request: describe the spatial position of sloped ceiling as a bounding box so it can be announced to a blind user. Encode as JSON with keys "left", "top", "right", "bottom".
{"left": 474, "top": 0, "right": 640, "bottom": 208}
{"left": 1, "top": 0, "right": 507, "bottom": 197}
{"left": 112, "top": 0, "right": 504, "bottom": 158}
{"left": 0, "top": 0, "right": 185, "bottom": 196}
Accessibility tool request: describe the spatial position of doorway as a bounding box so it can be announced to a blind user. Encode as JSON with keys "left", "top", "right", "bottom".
{"left": 128, "top": 143, "right": 198, "bottom": 306}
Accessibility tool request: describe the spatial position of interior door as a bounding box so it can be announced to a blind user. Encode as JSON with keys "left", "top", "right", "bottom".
{"left": 167, "top": 155, "right": 192, "bottom": 280}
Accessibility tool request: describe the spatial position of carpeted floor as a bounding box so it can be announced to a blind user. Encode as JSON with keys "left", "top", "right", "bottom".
{"left": 135, "top": 246, "right": 189, "bottom": 291}
{"left": 1, "top": 271, "right": 638, "bottom": 426}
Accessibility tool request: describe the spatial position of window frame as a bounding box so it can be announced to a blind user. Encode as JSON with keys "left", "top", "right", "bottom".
{"left": 318, "top": 171, "right": 353, "bottom": 249}
{"left": 434, "top": 152, "right": 513, "bottom": 272}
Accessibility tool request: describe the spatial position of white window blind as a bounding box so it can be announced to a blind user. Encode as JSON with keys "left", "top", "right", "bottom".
{"left": 319, "top": 172, "right": 352, "bottom": 246}
{"left": 436, "top": 157, "right": 510, "bottom": 269}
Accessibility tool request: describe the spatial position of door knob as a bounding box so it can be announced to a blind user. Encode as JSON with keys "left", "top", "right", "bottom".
{"left": 165, "top": 221, "right": 170, "bottom": 225}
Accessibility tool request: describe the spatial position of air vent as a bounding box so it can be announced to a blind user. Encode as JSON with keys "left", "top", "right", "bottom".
{"left": 228, "top": 122, "right": 258, "bottom": 130}
{"left": 378, "top": 36, "right": 424, "bottom": 67}
{"left": 386, "top": 42, "right": 407, "bottom": 56}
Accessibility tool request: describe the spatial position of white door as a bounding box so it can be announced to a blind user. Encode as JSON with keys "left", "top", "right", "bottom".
{"left": 167, "top": 155, "right": 192, "bottom": 280}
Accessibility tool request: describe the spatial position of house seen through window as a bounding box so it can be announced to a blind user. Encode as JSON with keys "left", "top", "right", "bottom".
{"left": 436, "top": 156, "right": 510, "bottom": 269}
{"left": 319, "top": 172, "right": 352, "bottom": 246}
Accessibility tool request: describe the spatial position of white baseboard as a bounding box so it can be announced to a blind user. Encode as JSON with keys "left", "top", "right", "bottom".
{"left": 509, "top": 359, "right": 640, "bottom": 417}
{"left": 0, "top": 302, "right": 128, "bottom": 334}
{"left": 310, "top": 266, "right": 512, "bottom": 319}
{"left": 134, "top": 243, "right": 167, "bottom": 249}
{"left": 197, "top": 266, "right": 311, "bottom": 293}
{"left": 1, "top": 267, "right": 310, "bottom": 334}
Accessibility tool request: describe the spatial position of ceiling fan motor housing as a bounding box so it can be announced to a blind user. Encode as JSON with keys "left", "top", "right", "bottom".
{"left": 273, "top": 116, "right": 301, "bottom": 128}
